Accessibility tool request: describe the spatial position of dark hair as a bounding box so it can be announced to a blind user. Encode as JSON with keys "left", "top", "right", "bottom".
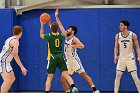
{"left": 120, "top": 20, "right": 130, "bottom": 28}
{"left": 51, "top": 22, "right": 58, "bottom": 33}
{"left": 13, "top": 26, "right": 22, "bottom": 35}
{"left": 68, "top": 26, "right": 77, "bottom": 35}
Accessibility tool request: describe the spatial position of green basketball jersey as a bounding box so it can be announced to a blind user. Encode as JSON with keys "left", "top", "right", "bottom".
{"left": 44, "top": 32, "right": 63, "bottom": 60}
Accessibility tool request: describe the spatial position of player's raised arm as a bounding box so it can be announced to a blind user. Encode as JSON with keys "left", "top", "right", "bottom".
{"left": 114, "top": 34, "right": 119, "bottom": 64}
{"left": 40, "top": 13, "right": 51, "bottom": 39}
{"left": 40, "top": 20, "right": 46, "bottom": 39}
{"left": 133, "top": 33, "right": 140, "bottom": 64}
{"left": 55, "top": 8, "right": 67, "bottom": 37}
{"left": 11, "top": 39, "right": 27, "bottom": 76}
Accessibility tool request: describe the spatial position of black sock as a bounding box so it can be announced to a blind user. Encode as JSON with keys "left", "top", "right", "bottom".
{"left": 46, "top": 91, "right": 49, "bottom": 93}
{"left": 71, "top": 84, "right": 75, "bottom": 88}
{"left": 92, "top": 87, "right": 97, "bottom": 91}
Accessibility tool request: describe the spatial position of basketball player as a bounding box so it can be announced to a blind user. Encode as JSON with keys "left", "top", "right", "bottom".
{"left": 0, "top": 26, "right": 27, "bottom": 93}
{"left": 55, "top": 8, "right": 100, "bottom": 93}
{"left": 114, "top": 20, "right": 140, "bottom": 93}
{"left": 40, "top": 20, "right": 78, "bottom": 93}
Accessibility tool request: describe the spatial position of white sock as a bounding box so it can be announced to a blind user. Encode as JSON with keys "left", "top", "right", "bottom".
{"left": 65, "top": 90, "right": 70, "bottom": 92}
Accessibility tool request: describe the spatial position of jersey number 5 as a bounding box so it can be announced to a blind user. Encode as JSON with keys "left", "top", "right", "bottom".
{"left": 124, "top": 42, "right": 127, "bottom": 48}
{"left": 55, "top": 39, "right": 60, "bottom": 47}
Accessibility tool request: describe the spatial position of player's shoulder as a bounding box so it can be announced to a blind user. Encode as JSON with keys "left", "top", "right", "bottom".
{"left": 73, "top": 37, "right": 80, "bottom": 42}
{"left": 131, "top": 31, "right": 136, "bottom": 36}
{"left": 9, "top": 36, "right": 18, "bottom": 41}
{"left": 10, "top": 38, "right": 19, "bottom": 47}
{"left": 11, "top": 38, "right": 19, "bottom": 44}
{"left": 115, "top": 33, "right": 119, "bottom": 37}
{"left": 115, "top": 33, "right": 119, "bottom": 40}
{"left": 73, "top": 36, "right": 78, "bottom": 40}
{"left": 128, "top": 31, "right": 136, "bottom": 37}
{"left": 59, "top": 32, "right": 63, "bottom": 36}
{"left": 132, "top": 32, "right": 137, "bottom": 39}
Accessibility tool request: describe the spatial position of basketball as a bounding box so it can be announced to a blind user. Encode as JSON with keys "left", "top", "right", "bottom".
{"left": 40, "top": 13, "right": 50, "bottom": 23}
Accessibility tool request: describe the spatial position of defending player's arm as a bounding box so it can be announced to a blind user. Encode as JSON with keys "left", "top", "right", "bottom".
{"left": 11, "top": 39, "right": 27, "bottom": 76}
{"left": 70, "top": 38, "right": 84, "bottom": 49}
{"left": 114, "top": 34, "right": 119, "bottom": 64}
{"left": 55, "top": 8, "right": 67, "bottom": 37}
{"left": 133, "top": 33, "right": 140, "bottom": 64}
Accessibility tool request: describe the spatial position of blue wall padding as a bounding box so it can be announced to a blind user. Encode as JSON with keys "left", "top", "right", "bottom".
{"left": 0, "top": 8, "right": 140, "bottom": 92}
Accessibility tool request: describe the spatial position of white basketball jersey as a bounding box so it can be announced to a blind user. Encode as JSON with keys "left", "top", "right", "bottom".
{"left": 0, "top": 36, "right": 17, "bottom": 62}
{"left": 118, "top": 31, "right": 135, "bottom": 61}
{"left": 64, "top": 36, "right": 78, "bottom": 59}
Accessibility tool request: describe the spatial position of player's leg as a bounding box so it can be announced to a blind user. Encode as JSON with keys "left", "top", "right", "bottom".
{"left": 45, "top": 56, "right": 57, "bottom": 92}
{"left": 60, "top": 60, "right": 76, "bottom": 93}
{"left": 114, "top": 71, "right": 123, "bottom": 93}
{"left": 79, "top": 72, "right": 99, "bottom": 93}
{"left": 80, "top": 72, "right": 94, "bottom": 87}
{"left": 60, "top": 75, "right": 70, "bottom": 93}
{"left": 1, "top": 71, "right": 16, "bottom": 93}
{"left": 114, "top": 60, "right": 126, "bottom": 93}
{"left": 130, "top": 71, "right": 140, "bottom": 92}
{"left": 73, "top": 57, "right": 99, "bottom": 93}
{"left": 62, "top": 71, "right": 78, "bottom": 93}
{"left": 127, "top": 61, "right": 140, "bottom": 92}
{"left": 59, "top": 54, "right": 78, "bottom": 93}
{"left": 45, "top": 74, "right": 54, "bottom": 92}
{"left": 61, "top": 60, "right": 76, "bottom": 93}
{"left": 77, "top": 60, "right": 99, "bottom": 93}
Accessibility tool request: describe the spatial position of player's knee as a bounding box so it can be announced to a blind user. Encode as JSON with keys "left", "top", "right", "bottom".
{"left": 80, "top": 72, "right": 88, "bottom": 78}
{"left": 5, "top": 76, "right": 15, "bottom": 84}
{"left": 11, "top": 76, "right": 16, "bottom": 83}
{"left": 11, "top": 74, "right": 16, "bottom": 83}
{"left": 62, "top": 71, "right": 68, "bottom": 77}
{"left": 131, "top": 74, "right": 138, "bottom": 81}
{"left": 61, "top": 76, "right": 65, "bottom": 81}
{"left": 1, "top": 90, "right": 8, "bottom": 93}
{"left": 47, "top": 74, "right": 54, "bottom": 81}
{"left": 61, "top": 76, "right": 66, "bottom": 83}
{"left": 116, "top": 72, "right": 122, "bottom": 78}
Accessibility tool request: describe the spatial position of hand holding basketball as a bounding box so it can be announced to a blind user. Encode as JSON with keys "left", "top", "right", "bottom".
{"left": 40, "top": 13, "right": 50, "bottom": 24}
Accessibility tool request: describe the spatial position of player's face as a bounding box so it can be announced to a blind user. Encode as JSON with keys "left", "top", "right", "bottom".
{"left": 119, "top": 23, "right": 126, "bottom": 32}
{"left": 67, "top": 28, "right": 73, "bottom": 37}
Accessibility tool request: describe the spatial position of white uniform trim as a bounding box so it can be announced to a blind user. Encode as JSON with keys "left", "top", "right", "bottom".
{"left": 64, "top": 36, "right": 85, "bottom": 75}
{"left": 117, "top": 31, "right": 137, "bottom": 72}
{"left": 0, "top": 36, "right": 17, "bottom": 73}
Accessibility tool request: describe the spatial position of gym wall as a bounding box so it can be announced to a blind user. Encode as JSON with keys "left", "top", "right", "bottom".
{"left": 0, "top": 8, "right": 140, "bottom": 92}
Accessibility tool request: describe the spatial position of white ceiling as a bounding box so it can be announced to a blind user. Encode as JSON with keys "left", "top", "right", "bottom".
{"left": 9, "top": 0, "right": 140, "bottom": 15}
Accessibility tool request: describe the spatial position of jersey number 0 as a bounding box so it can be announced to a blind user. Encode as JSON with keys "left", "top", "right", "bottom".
{"left": 55, "top": 39, "right": 60, "bottom": 47}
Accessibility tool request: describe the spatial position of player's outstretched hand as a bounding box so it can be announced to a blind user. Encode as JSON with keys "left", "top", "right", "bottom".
{"left": 21, "top": 67, "right": 27, "bottom": 76}
{"left": 55, "top": 8, "right": 59, "bottom": 17}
